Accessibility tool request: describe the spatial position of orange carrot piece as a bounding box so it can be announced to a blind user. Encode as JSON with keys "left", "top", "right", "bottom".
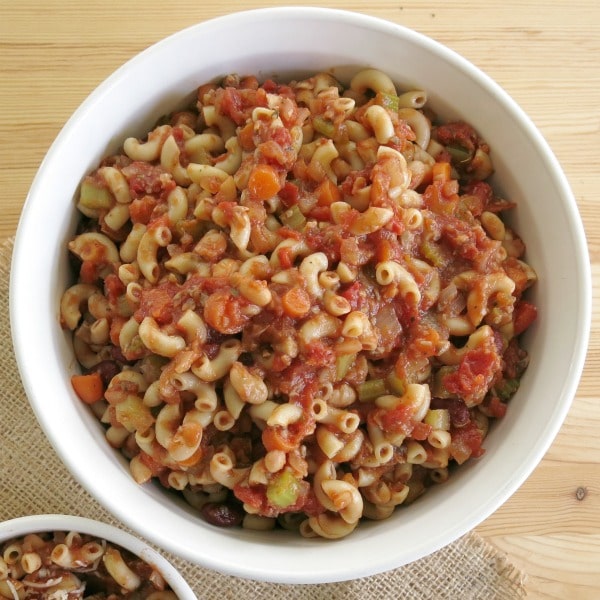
{"left": 238, "top": 122, "right": 255, "bottom": 151}
{"left": 248, "top": 163, "right": 282, "bottom": 200}
{"left": 281, "top": 286, "right": 311, "bottom": 318}
{"left": 432, "top": 161, "right": 452, "bottom": 183}
{"left": 315, "top": 178, "right": 341, "bottom": 206}
{"left": 262, "top": 426, "right": 298, "bottom": 453}
{"left": 71, "top": 372, "right": 105, "bottom": 404}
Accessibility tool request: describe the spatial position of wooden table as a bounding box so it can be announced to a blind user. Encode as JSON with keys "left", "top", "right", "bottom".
{"left": 1, "top": 1, "right": 598, "bottom": 597}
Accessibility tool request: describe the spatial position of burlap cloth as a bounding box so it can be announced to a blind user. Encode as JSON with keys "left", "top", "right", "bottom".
{"left": 0, "top": 237, "right": 527, "bottom": 599}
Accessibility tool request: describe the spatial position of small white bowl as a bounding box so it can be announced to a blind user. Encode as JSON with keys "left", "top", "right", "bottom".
{"left": 10, "top": 6, "right": 591, "bottom": 584}
{"left": 0, "top": 514, "right": 196, "bottom": 598}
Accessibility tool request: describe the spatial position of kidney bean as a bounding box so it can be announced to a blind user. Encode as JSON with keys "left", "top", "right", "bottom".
{"left": 91, "top": 360, "right": 120, "bottom": 387}
{"left": 430, "top": 397, "right": 470, "bottom": 428}
{"left": 201, "top": 502, "right": 244, "bottom": 528}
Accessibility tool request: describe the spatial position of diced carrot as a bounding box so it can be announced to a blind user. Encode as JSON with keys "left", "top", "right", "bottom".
{"left": 315, "top": 178, "right": 341, "bottom": 206}
{"left": 376, "top": 238, "right": 394, "bottom": 263}
{"left": 281, "top": 286, "right": 311, "bottom": 318}
{"left": 238, "top": 121, "right": 255, "bottom": 151}
{"left": 176, "top": 446, "right": 204, "bottom": 468}
{"left": 262, "top": 426, "right": 298, "bottom": 453}
{"left": 247, "top": 163, "right": 282, "bottom": 200}
{"left": 71, "top": 372, "right": 105, "bottom": 404}
{"left": 204, "top": 289, "right": 250, "bottom": 334}
{"left": 432, "top": 161, "right": 452, "bottom": 183}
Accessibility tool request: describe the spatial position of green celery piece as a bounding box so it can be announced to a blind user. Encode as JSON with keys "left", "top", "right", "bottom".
{"left": 494, "top": 378, "right": 520, "bottom": 401}
{"left": 376, "top": 92, "right": 400, "bottom": 112}
{"left": 357, "top": 378, "right": 386, "bottom": 402}
{"left": 79, "top": 179, "right": 114, "bottom": 210}
{"left": 445, "top": 144, "right": 472, "bottom": 164}
{"left": 335, "top": 353, "right": 356, "bottom": 381}
{"left": 386, "top": 372, "right": 406, "bottom": 396}
{"left": 313, "top": 116, "right": 336, "bottom": 138}
{"left": 432, "top": 365, "right": 457, "bottom": 398}
{"left": 280, "top": 204, "right": 307, "bottom": 231}
{"left": 424, "top": 408, "right": 451, "bottom": 430}
{"left": 420, "top": 239, "right": 445, "bottom": 268}
{"left": 266, "top": 470, "right": 301, "bottom": 509}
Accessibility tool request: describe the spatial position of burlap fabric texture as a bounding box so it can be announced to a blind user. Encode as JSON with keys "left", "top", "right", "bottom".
{"left": 0, "top": 237, "right": 527, "bottom": 599}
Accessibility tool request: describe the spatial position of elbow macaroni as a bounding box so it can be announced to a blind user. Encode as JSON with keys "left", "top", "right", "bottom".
{"left": 0, "top": 531, "right": 175, "bottom": 597}
{"left": 62, "top": 68, "right": 537, "bottom": 540}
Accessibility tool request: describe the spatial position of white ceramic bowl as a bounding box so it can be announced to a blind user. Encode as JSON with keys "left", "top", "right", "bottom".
{"left": 10, "top": 7, "right": 591, "bottom": 584}
{"left": 0, "top": 514, "right": 195, "bottom": 598}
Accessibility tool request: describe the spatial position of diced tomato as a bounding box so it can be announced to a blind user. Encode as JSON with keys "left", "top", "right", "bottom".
{"left": 411, "top": 421, "right": 433, "bottom": 441}
{"left": 306, "top": 205, "right": 331, "bottom": 221}
{"left": 443, "top": 345, "right": 502, "bottom": 407}
{"left": 302, "top": 340, "right": 336, "bottom": 367}
{"left": 219, "top": 88, "right": 245, "bottom": 125}
{"left": 129, "top": 196, "right": 159, "bottom": 224}
{"left": 303, "top": 224, "right": 342, "bottom": 263}
{"left": 108, "top": 316, "right": 127, "bottom": 347}
{"left": 233, "top": 483, "right": 266, "bottom": 511}
{"left": 462, "top": 180, "right": 494, "bottom": 208}
{"left": 261, "top": 79, "right": 278, "bottom": 93}
{"left": 277, "top": 226, "right": 302, "bottom": 240}
{"left": 79, "top": 260, "right": 100, "bottom": 283}
{"left": 339, "top": 281, "right": 363, "bottom": 308}
{"left": 123, "top": 161, "right": 174, "bottom": 200}
{"left": 434, "top": 121, "right": 480, "bottom": 153}
{"left": 450, "top": 421, "right": 485, "bottom": 463}
{"left": 374, "top": 404, "right": 413, "bottom": 435}
{"left": 423, "top": 176, "right": 459, "bottom": 216}
{"left": 503, "top": 338, "right": 530, "bottom": 380}
{"left": 104, "top": 274, "right": 126, "bottom": 305}
{"left": 135, "top": 280, "right": 179, "bottom": 325}
{"left": 486, "top": 396, "right": 508, "bottom": 418}
{"left": 278, "top": 181, "right": 300, "bottom": 207}
{"left": 233, "top": 478, "right": 313, "bottom": 518}
{"left": 513, "top": 300, "right": 538, "bottom": 335}
{"left": 277, "top": 246, "right": 294, "bottom": 269}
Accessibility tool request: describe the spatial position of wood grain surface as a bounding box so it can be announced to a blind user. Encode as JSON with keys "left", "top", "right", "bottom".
{"left": 1, "top": 1, "right": 598, "bottom": 597}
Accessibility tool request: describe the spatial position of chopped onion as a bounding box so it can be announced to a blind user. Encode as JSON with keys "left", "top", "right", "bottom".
{"left": 5, "top": 579, "right": 20, "bottom": 600}
{"left": 23, "top": 576, "right": 63, "bottom": 588}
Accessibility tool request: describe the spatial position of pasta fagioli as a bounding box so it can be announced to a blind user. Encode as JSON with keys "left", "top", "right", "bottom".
{"left": 62, "top": 68, "right": 538, "bottom": 540}
{"left": 0, "top": 531, "right": 174, "bottom": 598}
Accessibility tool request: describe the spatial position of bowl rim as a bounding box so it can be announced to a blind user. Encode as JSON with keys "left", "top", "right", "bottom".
{"left": 0, "top": 514, "right": 196, "bottom": 598}
{"left": 9, "top": 5, "right": 592, "bottom": 584}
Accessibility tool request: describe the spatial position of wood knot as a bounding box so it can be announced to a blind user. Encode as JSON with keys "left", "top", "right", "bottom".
{"left": 575, "top": 486, "right": 587, "bottom": 501}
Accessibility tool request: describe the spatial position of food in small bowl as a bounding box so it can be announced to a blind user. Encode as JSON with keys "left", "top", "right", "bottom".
{"left": 0, "top": 514, "right": 195, "bottom": 599}
{"left": 10, "top": 7, "right": 590, "bottom": 584}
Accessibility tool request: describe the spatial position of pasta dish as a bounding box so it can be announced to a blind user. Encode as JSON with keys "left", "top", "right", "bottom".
{"left": 0, "top": 530, "right": 175, "bottom": 598}
{"left": 60, "top": 69, "right": 537, "bottom": 539}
